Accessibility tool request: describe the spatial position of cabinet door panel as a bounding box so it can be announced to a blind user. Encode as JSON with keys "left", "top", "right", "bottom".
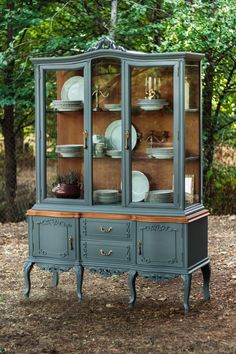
{"left": 137, "top": 222, "right": 184, "bottom": 267}
{"left": 32, "top": 217, "right": 76, "bottom": 260}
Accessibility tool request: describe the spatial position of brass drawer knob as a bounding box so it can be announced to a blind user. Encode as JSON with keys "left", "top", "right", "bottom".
{"left": 100, "top": 226, "right": 113, "bottom": 233}
{"left": 100, "top": 249, "right": 113, "bottom": 256}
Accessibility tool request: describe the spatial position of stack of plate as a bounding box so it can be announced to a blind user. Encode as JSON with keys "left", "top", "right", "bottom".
{"left": 104, "top": 103, "right": 121, "bottom": 111}
{"left": 51, "top": 100, "right": 83, "bottom": 111}
{"left": 94, "top": 189, "right": 121, "bottom": 204}
{"left": 137, "top": 98, "right": 168, "bottom": 111}
{"left": 106, "top": 150, "right": 122, "bottom": 158}
{"left": 145, "top": 190, "right": 173, "bottom": 203}
{"left": 56, "top": 144, "right": 84, "bottom": 157}
{"left": 147, "top": 147, "right": 174, "bottom": 159}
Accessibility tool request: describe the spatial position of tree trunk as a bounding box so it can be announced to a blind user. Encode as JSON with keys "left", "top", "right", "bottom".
{"left": 110, "top": 0, "right": 118, "bottom": 39}
{"left": 1, "top": 0, "right": 18, "bottom": 221}
{"left": 2, "top": 105, "right": 18, "bottom": 221}
{"left": 202, "top": 58, "right": 215, "bottom": 202}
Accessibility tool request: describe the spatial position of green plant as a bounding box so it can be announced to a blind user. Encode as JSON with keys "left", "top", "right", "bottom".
{"left": 54, "top": 171, "right": 80, "bottom": 185}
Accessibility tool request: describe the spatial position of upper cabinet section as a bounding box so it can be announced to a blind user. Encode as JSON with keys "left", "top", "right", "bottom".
{"left": 91, "top": 58, "right": 123, "bottom": 206}
{"left": 42, "top": 65, "right": 89, "bottom": 203}
{"left": 184, "top": 61, "right": 201, "bottom": 207}
{"left": 128, "top": 63, "right": 176, "bottom": 207}
{"left": 33, "top": 39, "right": 204, "bottom": 213}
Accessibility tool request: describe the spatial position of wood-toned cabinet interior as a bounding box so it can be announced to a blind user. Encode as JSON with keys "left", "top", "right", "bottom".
{"left": 24, "top": 39, "right": 210, "bottom": 313}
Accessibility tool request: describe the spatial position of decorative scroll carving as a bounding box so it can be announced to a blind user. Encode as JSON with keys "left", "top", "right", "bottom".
{"left": 126, "top": 223, "right": 130, "bottom": 238}
{"left": 126, "top": 246, "right": 131, "bottom": 261}
{"left": 87, "top": 37, "right": 126, "bottom": 52}
{"left": 82, "top": 219, "right": 87, "bottom": 237}
{"left": 35, "top": 218, "right": 72, "bottom": 228}
{"left": 88, "top": 267, "right": 125, "bottom": 277}
{"left": 141, "top": 224, "right": 176, "bottom": 233}
{"left": 138, "top": 272, "right": 179, "bottom": 281}
{"left": 82, "top": 242, "right": 87, "bottom": 258}
{"left": 36, "top": 263, "right": 73, "bottom": 273}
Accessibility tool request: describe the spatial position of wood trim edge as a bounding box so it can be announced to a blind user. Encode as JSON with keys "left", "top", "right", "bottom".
{"left": 26, "top": 208, "right": 209, "bottom": 223}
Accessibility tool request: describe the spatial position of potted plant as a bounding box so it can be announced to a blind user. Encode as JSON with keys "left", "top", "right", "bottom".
{"left": 52, "top": 171, "right": 81, "bottom": 198}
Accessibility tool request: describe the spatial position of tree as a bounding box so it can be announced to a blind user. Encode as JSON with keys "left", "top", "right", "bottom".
{"left": 156, "top": 0, "right": 236, "bottom": 203}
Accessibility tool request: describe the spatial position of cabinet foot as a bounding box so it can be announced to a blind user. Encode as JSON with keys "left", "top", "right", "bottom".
{"left": 128, "top": 270, "right": 137, "bottom": 306}
{"left": 51, "top": 271, "right": 59, "bottom": 288}
{"left": 75, "top": 265, "right": 84, "bottom": 302}
{"left": 201, "top": 263, "right": 211, "bottom": 300}
{"left": 23, "top": 261, "right": 34, "bottom": 297}
{"left": 181, "top": 273, "right": 192, "bottom": 313}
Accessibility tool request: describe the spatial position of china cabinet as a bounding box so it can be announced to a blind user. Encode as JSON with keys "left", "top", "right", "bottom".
{"left": 24, "top": 38, "right": 210, "bottom": 312}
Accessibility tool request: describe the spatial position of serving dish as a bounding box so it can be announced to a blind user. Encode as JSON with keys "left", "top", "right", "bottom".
{"left": 61, "top": 76, "right": 84, "bottom": 101}
{"left": 105, "top": 120, "right": 137, "bottom": 150}
{"left": 132, "top": 171, "right": 149, "bottom": 202}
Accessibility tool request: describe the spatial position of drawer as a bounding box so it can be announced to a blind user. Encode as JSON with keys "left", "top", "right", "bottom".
{"left": 81, "top": 218, "right": 134, "bottom": 240}
{"left": 81, "top": 241, "right": 133, "bottom": 264}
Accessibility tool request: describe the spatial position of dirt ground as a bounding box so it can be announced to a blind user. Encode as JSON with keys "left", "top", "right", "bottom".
{"left": 0, "top": 215, "right": 235, "bottom": 354}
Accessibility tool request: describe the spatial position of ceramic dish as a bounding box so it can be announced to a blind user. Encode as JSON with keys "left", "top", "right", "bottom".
{"left": 105, "top": 120, "right": 137, "bottom": 150}
{"left": 56, "top": 144, "right": 84, "bottom": 152}
{"left": 51, "top": 100, "right": 83, "bottom": 111}
{"left": 61, "top": 76, "right": 84, "bottom": 101}
{"left": 132, "top": 171, "right": 149, "bottom": 202}
{"left": 106, "top": 150, "right": 122, "bottom": 157}
{"left": 104, "top": 103, "right": 121, "bottom": 111}
{"left": 145, "top": 189, "right": 173, "bottom": 203}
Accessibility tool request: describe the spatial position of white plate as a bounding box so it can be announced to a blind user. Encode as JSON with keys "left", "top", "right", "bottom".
{"left": 132, "top": 171, "right": 149, "bottom": 202}
{"left": 105, "top": 120, "right": 137, "bottom": 150}
{"left": 61, "top": 76, "right": 84, "bottom": 101}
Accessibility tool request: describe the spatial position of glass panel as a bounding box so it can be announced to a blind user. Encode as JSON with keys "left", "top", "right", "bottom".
{"left": 131, "top": 66, "right": 174, "bottom": 204}
{"left": 185, "top": 61, "right": 200, "bottom": 206}
{"left": 92, "top": 58, "right": 122, "bottom": 205}
{"left": 45, "top": 69, "right": 85, "bottom": 200}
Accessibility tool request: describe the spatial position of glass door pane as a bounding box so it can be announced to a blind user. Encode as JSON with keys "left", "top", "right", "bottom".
{"left": 45, "top": 68, "right": 85, "bottom": 200}
{"left": 130, "top": 66, "right": 175, "bottom": 205}
{"left": 91, "top": 58, "right": 122, "bottom": 205}
{"left": 185, "top": 61, "right": 201, "bottom": 206}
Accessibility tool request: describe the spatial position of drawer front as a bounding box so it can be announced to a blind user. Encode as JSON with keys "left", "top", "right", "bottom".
{"left": 81, "top": 241, "right": 133, "bottom": 264}
{"left": 137, "top": 222, "right": 184, "bottom": 267}
{"left": 81, "top": 218, "right": 134, "bottom": 240}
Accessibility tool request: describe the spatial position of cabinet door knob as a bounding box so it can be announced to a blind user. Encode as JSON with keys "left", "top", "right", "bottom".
{"left": 83, "top": 130, "right": 88, "bottom": 149}
{"left": 138, "top": 240, "right": 142, "bottom": 255}
{"left": 100, "top": 249, "right": 113, "bottom": 256}
{"left": 100, "top": 226, "right": 112, "bottom": 233}
{"left": 125, "top": 129, "right": 130, "bottom": 150}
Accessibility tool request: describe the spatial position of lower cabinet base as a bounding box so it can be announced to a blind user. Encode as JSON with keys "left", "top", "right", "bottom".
{"left": 23, "top": 259, "right": 211, "bottom": 313}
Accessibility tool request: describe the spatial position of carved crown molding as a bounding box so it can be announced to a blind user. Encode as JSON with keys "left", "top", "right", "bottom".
{"left": 87, "top": 37, "right": 126, "bottom": 52}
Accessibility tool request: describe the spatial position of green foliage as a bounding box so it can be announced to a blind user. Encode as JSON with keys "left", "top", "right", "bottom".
{"left": 54, "top": 171, "right": 80, "bottom": 186}
{"left": 205, "top": 162, "right": 236, "bottom": 214}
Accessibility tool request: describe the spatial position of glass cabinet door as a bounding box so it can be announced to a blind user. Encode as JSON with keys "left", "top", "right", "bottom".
{"left": 127, "top": 63, "right": 178, "bottom": 206}
{"left": 184, "top": 61, "right": 201, "bottom": 206}
{"left": 43, "top": 66, "right": 87, "bottom": 202}
{"left": 91, "top": 58, "right": 122, "bottom": 206}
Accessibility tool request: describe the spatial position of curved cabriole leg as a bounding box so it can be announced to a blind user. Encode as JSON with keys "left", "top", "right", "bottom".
{"left": 128, "top": 270, "right": 137, "bottom": 307}
{"left": 51, "top": 271, "right": 59, "bottom": 288}
{"left": 75, "top": 265, "right": 84, "bottom": 302}
{"left": 181, "top": 273, "right": 192, "bottom": 314}
{"left": 201, "top": 263, "right": 211, "bottom": 300}
{"left": 23, "top": 261, "right": 34, "bottom": 297}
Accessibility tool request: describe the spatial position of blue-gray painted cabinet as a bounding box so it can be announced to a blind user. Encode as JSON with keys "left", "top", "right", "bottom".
{"left": 24, "top": 38, "right": 210, "bottom": 313}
